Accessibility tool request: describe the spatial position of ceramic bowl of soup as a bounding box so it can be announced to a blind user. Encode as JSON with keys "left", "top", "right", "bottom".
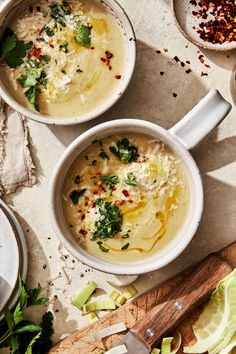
{"left": 50, "top": 90, "right": 231, "bottom": 274}
{"left": 0, "top": 0, "right": 135, "bottom": 125}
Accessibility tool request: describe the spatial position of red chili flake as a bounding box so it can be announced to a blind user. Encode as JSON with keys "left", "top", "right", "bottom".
{"left": 160, "top": 72, "right": 165, "bottom": 76}
{"left": 105, "top": 50, "right": 113, "bottom": 59}
{"left": 185, "top": 68, "right": 192, "bottom": 74}
{"left": 173, "top": 56, "right": 180, "bottom": 62}
{"left": 115, "top": 75, "right": 121, "bottom": 79}
{"left": 29, "top": 48, "right": 41, "bottom": 58}
{"left": 163, "top": 48, "right": 168, "bottom": 52}
{"left": 93, "top": 191, "right": 99, "bottom": 195}
{"left": 205, "top": 64, "right": 211, "bottom": 68}
{"left": 201, "top": 71, "right": 208, "bottom": 76}
{"left": 186, "top": 60, "right": 191, "bottom": 64}
{"left": 108, "top": 65, "right": 112, "bottom": 71}
{"left": 122, "top": 190, "right": 129, "bottom": 197}
{"left": 92, "top": 202, "right": 96, "bottom": 208}
{"left": 128, "top": 200, "right": 133, "bottom": 204}
{"left": 79, "top": 229, "right": 87, "bottom": 236}
{"left": 91, "top": 46, "right": 95, "bottom": 50}
{"left": 50, "top": 43, "right": 54, "bottom": 48}
{"left": 173, "top": 92, "right": 178, "bottom": 97}
{"left": 115, "top": 200, "right": 125, "bottom": 206}
{"left": 100, "top": 57, "right": 106, "bottom": 63}
{"left": 81, "top": 214, "right": 85, "bottom": 220}
{"left": 181, "top": 62, "right": 185, "bottom": 67}
{"left": 74, "top": 175, "right": 80, "bottom": 184}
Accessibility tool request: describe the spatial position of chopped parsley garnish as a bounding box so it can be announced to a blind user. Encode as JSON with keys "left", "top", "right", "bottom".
{"left": 109, "top": 139, "right": 138, "bottom": 164}
{"left": 25, "top": 86, "right": 40, "bottom": 112}
{"left": 100, "top": 175, "right": 119, "bottom": 195}
{"left": 49, "top": 1, "right": 71, "bottom": 26}
{"left": 44, "top": 26, "right": 54, "bottom": 37}
{"left": 97, "top": 241, "right": 109, "bottom": 252}
{"left": 95, "top": 197, "right": 105, "bottom": 206}
{"left": 121, "top": 233, "right": 129, "bottom": 239}
{"left": 59, "top": 40, "right": 69, "bottom": 52}
{"left": 75, "top": 20, "right": 91, "bottom": 48}
{"left": 0, "top": 28, "right": 32, "bottom": 68}
{"left": 124, "top": 172, "right": 138, "bottom": 186}
{"left": 93, "top": 201, "right": 122, "bottom": 240}
{"left": 121, "top": 243, "right": 129, "bottom": 250}
{"left": 41, "top": 54, "right": 51, "bottom": 64}
{"left": 69, "top": 188, "right": 87, "bottom": 205}
{"left": 99, "top": 151, "right": 109, "bottom": 160}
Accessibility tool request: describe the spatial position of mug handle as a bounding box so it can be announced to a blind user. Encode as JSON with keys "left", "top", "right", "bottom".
{"left": 168, "top": 89, "right": 232, "bottom": 150}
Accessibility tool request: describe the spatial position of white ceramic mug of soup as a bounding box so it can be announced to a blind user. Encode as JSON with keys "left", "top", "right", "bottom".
{"left": 0, "top": 0, "right": 135, "bottom": 125}
{"left": 50, "top": 89, "right": 231, "bottom": 275}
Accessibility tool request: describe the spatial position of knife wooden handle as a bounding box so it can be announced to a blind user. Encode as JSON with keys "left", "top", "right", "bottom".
{"left": 131, "top": 254, "right": 232, "bottom": 350}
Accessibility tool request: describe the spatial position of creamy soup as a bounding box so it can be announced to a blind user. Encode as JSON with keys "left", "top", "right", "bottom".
{"left": 62, "top": 134, "right": 190, "bottom": 263}
{"left": 0, "top": 0, "right": 124, "bottom": 117}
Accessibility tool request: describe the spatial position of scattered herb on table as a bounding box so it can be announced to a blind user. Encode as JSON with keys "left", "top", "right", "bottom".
{"left": 124, "top": 172, "right": 138, "bottom": 185}
{"left": 109, "top": 138, "right": 138, "bottom": 163}
{"left": 93, "top": 200, "right": 122, "bottom": 243}
{"left": 69, "top": 188, "right": 87, "bottom": 205}
{"left": 100, "top": 175, "right": 119, "bottom": 195}
{"left": 0, "top": 279, "right": 53, "bottom": 354}
{"left": 0, "top": 28, "right": 32, "bottom": 68}
{"left": 75, "top": 20, "right": 91, "bottom": 48}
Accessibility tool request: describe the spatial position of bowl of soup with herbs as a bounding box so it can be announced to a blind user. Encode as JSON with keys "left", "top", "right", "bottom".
{"left": 50, "top": 119, "right": 203, "bottom": 274}
{"left": 0, "top": 0, "right": 135, "bottom": 124}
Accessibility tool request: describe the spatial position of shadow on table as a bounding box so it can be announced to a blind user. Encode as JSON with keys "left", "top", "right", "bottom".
{"left": 48, "top": 39, "right": 208, "bottom": 147}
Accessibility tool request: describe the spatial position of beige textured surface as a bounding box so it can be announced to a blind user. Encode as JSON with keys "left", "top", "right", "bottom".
{"left": 3, "top": 0, "right": 236, "bottom": 344}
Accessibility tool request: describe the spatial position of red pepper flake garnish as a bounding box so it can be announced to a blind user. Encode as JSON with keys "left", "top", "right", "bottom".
{"left": 122, "top": 190, "right": 129, "bottom": 197}
{"left": 81, "top": 214, "right": 85, "bottom": 220}
{"left": 108, "top": 65, "right": 112, "bottom": 71}
{"left": 105, "top": 50, "right": 113, "bottom": 59}
{"left": 173, "top": 92, "right": 178, "bottom": 97}
{"left": 160, "top": 71, "right": 165, "bottom": 76}
{"left": 128, "top": 200, "right": 133, "bottom": 204}
{"left": 92, "top": 202, "right": 96, "bottom": 208}
{"left": 91, "top": 46, "right": 95, "bottom": 50}
{"left": 201, "top": 71, "right": 208, "bottom": 76}
{"left": 205, "top": 64, "right": 211, "bottom": 68}
{"left": 163, "top": 48, "right": 168, "bottom": 52}
{"left": 115, "top": 200, "right": 125, "bottom": 206}
{"left": 50, "top": 43, "right": 54, "bottom": 48}
{"left": 29, "top": 47, "right": 41, "bottom": 58}
{"left": 80, "top": 229, "right": 87, "bottom": 236}
{"left": 93, "top": 191, "right": 99, "bottom": 195}
{"left": 115, "top": 75, "right": 122, "bottom": 79}
{"left": 181, "top": 61, "right": 185, "bottom": 67}
{"left": 74, "top": 175, "right": 80, "bottom": 184}
{"left": 185, "top": 68, "right": 192, "bottom": 74}
{"left": 186, "top": 60, "right": 191, "bottom": 64}
{"left": 100, "top": 57, "right": 106, "bottom": 63}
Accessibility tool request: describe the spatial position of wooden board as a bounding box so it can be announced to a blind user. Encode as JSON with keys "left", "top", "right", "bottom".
{"left": 49, "top": 242, "right": 236, "bottom": 354}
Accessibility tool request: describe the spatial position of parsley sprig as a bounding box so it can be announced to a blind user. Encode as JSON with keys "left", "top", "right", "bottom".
{"left": 100, "top": 175, "right": 119, "bottom": 195}
{"left": 0, "top": 28, "right": 32, "bottom": 68}
{"left": 75, "top": 21, "right": 91, "bottom": 48}
{"left": 0, "top": 279, "right": 53, "bottom": 354}
{"left": 124, "top": 172, "right": 138, "bottom": 186}
{"left": 109, "top": 139, "right": 139, "bottom": 164}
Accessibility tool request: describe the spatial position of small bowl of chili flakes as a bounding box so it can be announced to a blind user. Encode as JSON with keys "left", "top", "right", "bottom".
{"left": 172, "top": 0, "right": 236, "bottom": 51}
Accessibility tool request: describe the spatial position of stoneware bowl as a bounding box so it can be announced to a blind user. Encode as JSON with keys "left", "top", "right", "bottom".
{"left": 172, "top": 0, "right": 236, "bottom": 51}
{"left": 50, "top": 90, "right": 232, "bottom": 275}
{"left": 0, "top": 0, "right": 136, "bottom": 125}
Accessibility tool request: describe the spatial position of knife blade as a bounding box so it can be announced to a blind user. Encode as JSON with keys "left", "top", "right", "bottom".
{"left": 114, "top": 255, "right": 232, "bottom": 353}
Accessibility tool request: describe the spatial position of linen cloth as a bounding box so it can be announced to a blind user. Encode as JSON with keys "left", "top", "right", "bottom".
{"left": 0, "top": 98, "right": 36, "bottom": 196}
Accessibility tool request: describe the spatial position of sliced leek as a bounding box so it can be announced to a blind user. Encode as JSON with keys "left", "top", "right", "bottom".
{"left": 161, "top": 337, "right": 174, "bottom": 354}
{"left": 83, "top": 299, "right": 116, "bottom": 314}
{"left": 123, "top": 285, "right": 138, "bottom": 299}
{"left": 72, "top": 281, "right": 97, "bottom": 309}
{"left": 86, "top": 311, "right": 99, "bottom": 323}
{"left": 109, "top": 290, "right": 127, "bottom": 306}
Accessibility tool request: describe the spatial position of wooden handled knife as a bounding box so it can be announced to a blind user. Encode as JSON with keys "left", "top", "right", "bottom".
{"left": 114, "top": 254, "right": 232, "bottom": 353}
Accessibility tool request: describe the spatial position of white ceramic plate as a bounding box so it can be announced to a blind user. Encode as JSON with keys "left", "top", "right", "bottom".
{"left": 0, "top": 200, "right": 28, "bottom": 318}
{"left": 172, "top": 0, "right": 236, "bottom": 51}
{"left": 0, "top": 206, "right": 20, "bottom": 313}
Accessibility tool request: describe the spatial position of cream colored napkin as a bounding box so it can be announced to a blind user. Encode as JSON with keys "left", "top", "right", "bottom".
{"left": 0, "top": 98, "right": 36, "bottom": 196}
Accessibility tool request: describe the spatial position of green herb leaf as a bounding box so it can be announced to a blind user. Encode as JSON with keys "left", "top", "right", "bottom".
{"left": 25, "top": 86, "right": 40, "bottom": 112}
{"left": 100, "top": 175, "right": 119, "bottom": 195}
{"left": 17, "top": 73, "right": 38, "bottom": 88}
{"left": 69, "top": 189, "right": 87, "bottom": 205}
{"left": 94, "top": 201, "right": 122, "bottom": 240}
{"left": 124, "top": 172, "right": 138, "bottom": 186}
{"left": 95, "top": 197, "right": 105, "bottom": 206}
{"left": 41, "top": 54, "right": 51, "bottom": 64}
{"left": 109, "top": 138, "right": 138, "bottom": 164}
{"left": 44, "top": 26, "right": 54, "bottom": 37}
{"left": 59, "top": 40, "right": 69, "bottom": 52}
{"left": 121, "top": 233, "right": 129, "bottom": 239}
{"left": 15, "top": 324, "right": 42, "bottom": 334}
{"left": 49, "top": 2, "right": 71, "bottom": 26}
{"left": 97, "top": 241, "right": 109, "bottom": 252}
{"left": 75, "top": 20, "right": 91, "bottom": 48}
{"left": 0, "top": 28, "right": 32, "bottom": 68}
{"left": 121, "top": 243, "right": 129, "bottom": 250}
{"left": 24, "top": 332, "right": 42, "bottom": 354}
{"left": 99, "top": 151, "right": 109, "bottom": 160}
